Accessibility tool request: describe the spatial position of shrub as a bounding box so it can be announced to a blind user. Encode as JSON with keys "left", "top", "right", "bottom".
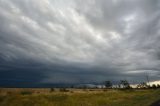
{"left": 0, "top": 96, "right": 5, "bottom": 102}
{"left": 59, "top": 88, "right": 69, "bottom": 92}
{"left": 7, "top": 91, "right": 12, "bottom": 95}
{"left": 20, "top": 91, "right": 32, "bottom": 95}
{"left": 50, "top": 88, "right": 55, "bottom": 92}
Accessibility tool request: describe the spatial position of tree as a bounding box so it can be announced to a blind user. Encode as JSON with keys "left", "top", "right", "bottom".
{"left": 104, "top": 81, "right": 112, "bottom": 88}
{"left": 137, "top": 82, "right": 148, "bottom": 89}
{"left": 152, "top": 84, "right": 157, "bottom": 89}
{"left": 157, "top": 84, "right": 160, "bottom": 88}
{"left": 120, "top": 80, "right": 131, "bottom": 89}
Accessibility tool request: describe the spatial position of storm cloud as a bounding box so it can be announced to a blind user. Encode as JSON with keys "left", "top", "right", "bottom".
{"left": 0, "top": 0, "right": 160, "bottom": 86}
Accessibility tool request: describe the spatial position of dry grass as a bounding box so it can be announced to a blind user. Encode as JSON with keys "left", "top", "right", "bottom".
{"left": 0, "top": 88, "right": 160, "bottom": 106}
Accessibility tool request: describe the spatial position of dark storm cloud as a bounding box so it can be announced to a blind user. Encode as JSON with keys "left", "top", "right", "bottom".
{"left": 0, "top": 0, "right": 160, "bottom": 86}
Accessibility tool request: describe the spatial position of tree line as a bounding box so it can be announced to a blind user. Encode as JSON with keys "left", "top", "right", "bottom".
{"left": 104, "top": 80, "right": 160, "bottom": 89}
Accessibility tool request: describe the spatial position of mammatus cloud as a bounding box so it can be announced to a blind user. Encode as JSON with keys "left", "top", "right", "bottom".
{"left": 0, "top": 0, "right": 160, "bottom": 86}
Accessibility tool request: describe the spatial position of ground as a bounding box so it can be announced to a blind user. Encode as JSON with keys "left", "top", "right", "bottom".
{"left": 0, "top": 88, "right": 160, "bottom": 106}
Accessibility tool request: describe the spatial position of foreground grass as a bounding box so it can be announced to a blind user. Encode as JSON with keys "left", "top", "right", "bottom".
{"left": 0, "top": 89, "right": 160, "bottom": 106}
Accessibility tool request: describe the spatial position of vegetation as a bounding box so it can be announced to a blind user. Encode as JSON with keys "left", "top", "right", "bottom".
{"left": 59, "top": 88, "right": 69, "bottom": 92}
{"left": 0, "top": 78, "right": 159, "bottom": 106}
{"left": 119, "top": 80, "right": 131, "bottom": 89}
{"left": 20, "top": 91, "right": 32, "bottom": 95}
{"left": 50, "top": 88, "right": 55, "bottom": 92}
{"left": 0, "top": 88, "right": 160, "bottom": 106}
{"left": 104, "top": 81, "right": 112, "bottom": 88}
{"left": 137, "top": 82, "right": 148, "bottom": 89}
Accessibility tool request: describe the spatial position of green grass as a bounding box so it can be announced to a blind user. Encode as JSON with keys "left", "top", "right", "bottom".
{"left": 0, "top": 89, "right": 160, "bottom": 106}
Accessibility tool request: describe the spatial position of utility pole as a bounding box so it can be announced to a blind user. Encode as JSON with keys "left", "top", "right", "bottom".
{"left": 145, "top": 72, "right": 150, "bottom": 86}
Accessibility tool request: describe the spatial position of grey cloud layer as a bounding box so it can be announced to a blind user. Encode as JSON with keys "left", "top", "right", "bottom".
{"left": 0, "top": 0, "right": 160, "bottom": 85}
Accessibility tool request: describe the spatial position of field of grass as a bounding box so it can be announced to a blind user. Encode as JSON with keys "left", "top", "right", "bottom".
{"left": 0, "top": 88, "right": 160, "bottom": 106}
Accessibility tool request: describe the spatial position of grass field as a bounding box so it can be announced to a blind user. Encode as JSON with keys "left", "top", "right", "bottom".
{"left": 0, "top": 88, "right": 160, "bottom": 106}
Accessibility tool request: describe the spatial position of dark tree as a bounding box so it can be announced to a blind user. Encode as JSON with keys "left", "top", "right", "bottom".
{"left": 120, "top": 80, "right": 131, "bottom": 89}
{"left": 157, "top": 84, "right": 160, "bottom": 88}
{"left": 105, "top": 81, "right": 112, "bottom": 88}
{"left": 152, "top": 84, "right": 157, "bottom": 89}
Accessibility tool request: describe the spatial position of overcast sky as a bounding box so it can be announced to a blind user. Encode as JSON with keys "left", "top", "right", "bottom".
{"left": 0, "top": 0, "right": 160, "bottom": 86}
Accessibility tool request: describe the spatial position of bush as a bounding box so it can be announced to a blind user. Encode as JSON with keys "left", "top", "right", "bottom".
{"left": 50, "top": 88, "right": 55, "bottom": 92}
{"left": 59, "top": 88, "right": 69, "bottom": 92}
{"left": 103, "top": 89, "right": 108, "bottom": 92}
{"left": 7, "top": 91, "right": 12, "bottom": 95}
{"left": 20, "top": 91, "right": 32, "bottom": 95}
{"left": 0, "top": 96, "right": 5, "bottom": 102}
